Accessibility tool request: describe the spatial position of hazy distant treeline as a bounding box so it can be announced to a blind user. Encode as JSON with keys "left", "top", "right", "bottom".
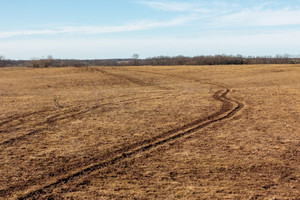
{"left": 1, "top": 54, "right": 300, "bottom": 68}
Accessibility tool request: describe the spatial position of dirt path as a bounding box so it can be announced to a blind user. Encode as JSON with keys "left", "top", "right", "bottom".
{"left": 17, "top": 88, "right": 244, "bottom": 199}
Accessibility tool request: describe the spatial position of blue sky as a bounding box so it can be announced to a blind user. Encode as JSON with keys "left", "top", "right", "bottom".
{"left": 1, "top": 0, "right": 300, "bottom": 59}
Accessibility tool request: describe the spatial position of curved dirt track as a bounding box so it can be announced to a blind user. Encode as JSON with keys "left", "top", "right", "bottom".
{"left": 17, "top": 88, "right": 244, "bottom": 199}
{"left": 0, "top": 94, "right": 174, "bottom": 198}
{"left": 0, "top": 95, "right": 165, "bottom": 147}
{"left": 87, "top": 67, "right": 172, "bottom": 90}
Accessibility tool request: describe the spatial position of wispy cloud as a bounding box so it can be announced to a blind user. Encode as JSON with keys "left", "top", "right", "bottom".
{"left": 217, "top": 8, "right": 300, "bottom": 27}
{"left": 2, "top": 29, "right": 300, "bottom": 59}
{"left": 0, "top": 16, "right": 194, "bottom": 39}
{"left": 0, "top": 30, "right": 61, "bottom": 39}
{"left": 138, "top": 0, "right": 211, "bottom": 12}
{"left": 3, "top": 1, "right": 299, "bottom": 39}
{"left": 139, "top": 0, "right": 300, "bottom": 27}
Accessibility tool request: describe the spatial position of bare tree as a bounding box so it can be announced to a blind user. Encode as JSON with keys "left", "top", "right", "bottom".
{"left": 29, "top": 57, "right": 41, "bottom": 68}
{"left": 29, "top": 55, "right": 53, "bottom": 68}
{"left": 41, "top": 55, "right": 53, "bottom": 68}
{"left": 0, "top": 55, "right": 8, "bottom": 67}
{"left": 131, "top": 53, "right": 139, "bottom": 66}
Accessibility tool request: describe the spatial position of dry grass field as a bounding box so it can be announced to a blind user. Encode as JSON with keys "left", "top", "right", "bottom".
{"left": 0, "top": 64, "right": 299, "bottom": 199}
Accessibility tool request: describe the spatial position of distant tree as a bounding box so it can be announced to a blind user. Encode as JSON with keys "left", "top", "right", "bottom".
{"left": 0, "top": 55, "right": 8, "bottom": 67}
{"left": 70, "top": 60, "right": 88, "bottom": 67}
{"left": 40, "top": 55, "right": 53, "bottom": 68}
{"left": 131, "top": 53, "right": 139, "bottom": 66}
{"left": 3, "top": 54, "right": 300, "bottom": 67}
{"left": 29, "top": 57, "right": 41, "bottom": 68}
{"left": 29, "top": 55, "right": 54, "bottom": 68}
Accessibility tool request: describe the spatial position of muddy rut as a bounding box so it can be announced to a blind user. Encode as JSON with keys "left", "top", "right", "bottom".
{"left": 15, "top": 88, "right": 244, "bottom": 200}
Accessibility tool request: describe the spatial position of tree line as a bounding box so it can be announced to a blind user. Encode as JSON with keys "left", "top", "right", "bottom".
{"left": 1, "top": 54, "right": 300, "bottom": 68}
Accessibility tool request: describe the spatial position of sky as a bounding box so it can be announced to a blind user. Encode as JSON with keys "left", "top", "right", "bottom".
{"left": 1, "top": 0, "right": 300, "bottom": 60}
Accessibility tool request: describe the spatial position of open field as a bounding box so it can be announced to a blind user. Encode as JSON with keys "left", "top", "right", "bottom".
{"left": 0, "top": 64, "right": 299, "bottom": 199}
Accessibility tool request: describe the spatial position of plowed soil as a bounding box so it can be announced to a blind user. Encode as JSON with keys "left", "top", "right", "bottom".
{"left": 0, "top": 65, "right": 299, "bottom": 199}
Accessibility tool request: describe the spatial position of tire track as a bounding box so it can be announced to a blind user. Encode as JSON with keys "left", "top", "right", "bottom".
{"left": 0, "top": 96, "right": 115, "bottom": 132}
{"left": 0, "top": 67, "right": 163, "bottom": 130}
{"left": 0, "top": 109, "right": 52, "bottom": 127}
{"left": 0, "top": 105, "right": 103, "bottom": 146}
{"left": 122, "top": 67, "right": 233, "bottom": 88}
{"left": 91, "top": 67, "right": 171, "bottom": 90}
{"left": 0, "top": 95, "right": 127, "bottom": 133}
{"left": 91, "top": 68, "right": 149, "bottom": 86}
{"left": 0, "top": 96, "right": 169, "bottom": 147}
{"left": 0, "top": 95, "right": 173, "bottom": 198}
{"left": 0, "top": 106, "right": 110, "bottom": 147}
{"left": 110, "top": 67, "right": 230, "bottom": 91}
{"left": 17, "top": 88, "right": 244, "bottom": 200}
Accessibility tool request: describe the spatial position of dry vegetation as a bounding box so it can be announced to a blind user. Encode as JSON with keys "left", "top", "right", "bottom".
{"left": 0, "top": 64, "right": 299, "bottom": 199}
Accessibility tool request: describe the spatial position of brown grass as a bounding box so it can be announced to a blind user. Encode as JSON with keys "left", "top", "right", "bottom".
{"left": 0, "top": 65, "right": 299, "bottom": 199}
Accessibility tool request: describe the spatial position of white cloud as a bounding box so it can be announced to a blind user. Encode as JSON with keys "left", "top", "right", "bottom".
{"left": 3, "top": 1, "right": 299, "bottom": 39}
{"left": 0, "top": 30, "right": 61, "bottom": 38}
{"left": 138, "top": 0, "right": 210, "bottom": 12}
{"left": 0, "top": 16, "right": 193, "bottom": 39}
{"left": 2, "top": 29, "right": 300, "bottom": 59}
{"left": 139, "top": 1, "right": 189, "bottom": 11}
{"left": 217, "top": 8, "right": 300, "bottom": 27}
{"left": 2, "top": 1, "right": 300, "bottom": 59}
{"left": 139, "top": 0, "right": 300, "bottom": 27}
